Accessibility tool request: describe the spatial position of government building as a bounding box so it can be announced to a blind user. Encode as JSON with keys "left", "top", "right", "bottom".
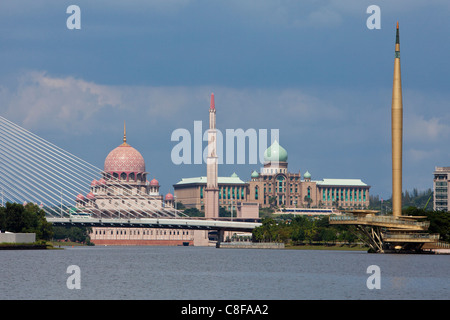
{"left": 174, "top": 140, "right": 371, "bottom": 212}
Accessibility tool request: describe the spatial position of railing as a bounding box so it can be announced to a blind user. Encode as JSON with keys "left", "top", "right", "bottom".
{"left": 382, "top": 232, "right": 439, "bottom": 241}
{"left": 329, "top": 215, "right": 430, "bottom": 228}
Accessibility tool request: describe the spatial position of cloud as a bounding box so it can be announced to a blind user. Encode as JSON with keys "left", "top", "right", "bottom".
{"left": 1, "top": 70, "right": 449, "bottom": 198}
{"left": 405, "top": 114, "right": 450, "bottom": 143}
{"left": 0, "top": 71, "right": 124, "bottom": 134}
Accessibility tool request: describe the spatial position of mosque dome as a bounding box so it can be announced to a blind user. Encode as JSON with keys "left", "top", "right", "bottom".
{"left": 165, "top": 193, "right": 174, "bottom": 200}
{"left": 263, "top": 140, "right": 288, "bottom": 162}
{"left": 104, "top": 125, "right": 146, "bottom": 174}
{"left": 304, "top": 171, "right": 311, "bottom": 179}
{"left": 86, "top": 192, "right": 95, "bottom": 200}
{"left": 76, "top": 194, "right": 85, "bottom": 201}
{"left": 251, "top": 170, "right": 259, "bottom": 178}
{"left": 150, "top": 178, "right": 159, "bottom": 186}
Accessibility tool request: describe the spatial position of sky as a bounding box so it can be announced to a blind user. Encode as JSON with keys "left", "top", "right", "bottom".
{"left": 0, "top": 0, "right": 449, "bottom": 199}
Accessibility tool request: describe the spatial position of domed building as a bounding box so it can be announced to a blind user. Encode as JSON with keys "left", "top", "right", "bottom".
{"left": 74, "top": 124, "right": 199, "bottom": 246}
{"left": 248, "top": 140, "right": 371, "bottom": 211}
{"left": 75, "top": 126, "right": 175, "bottom": 217}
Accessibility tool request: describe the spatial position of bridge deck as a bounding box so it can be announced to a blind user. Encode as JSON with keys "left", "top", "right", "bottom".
{"left": 47, "top": 217, "right": 261, "bottom": 232}
{"left": 329, "top": 215, "right": 429, "bottom": 231}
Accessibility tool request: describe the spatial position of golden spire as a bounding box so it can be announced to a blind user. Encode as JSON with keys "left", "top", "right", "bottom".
{"left": 122, "top": 121, "right": 128, "bottom": 146}
{"left": 391, "top": 21, "right": 403, "bottom": 216}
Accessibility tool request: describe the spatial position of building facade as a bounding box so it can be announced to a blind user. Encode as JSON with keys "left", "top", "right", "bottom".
{"left": 247, "top": 141, "right": 370, "bottom": 210}
{"left": 174, "top": 173, "right": 249, "bottom": 212}
{"left": 175, "top": 140, "right": 370, "bottom": 213}
{"left": 433, "top": 166, "right": 450, "bottom": 211}
{"left": 76, "top": 125, "right": 209, "bottom": 246}
{"left": 75, "top": 125, "right": 175, "bottom": 218}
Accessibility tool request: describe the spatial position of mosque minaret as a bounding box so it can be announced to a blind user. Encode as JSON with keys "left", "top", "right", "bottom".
{"left": 204, "top": 93, "right": 219, "bottom": 219}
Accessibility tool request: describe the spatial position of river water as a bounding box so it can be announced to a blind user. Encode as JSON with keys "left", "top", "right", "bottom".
{"left": 1, "top": 246, "right": 448, "bottom": 300}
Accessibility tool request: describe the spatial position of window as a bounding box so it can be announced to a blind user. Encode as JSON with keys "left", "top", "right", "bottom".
{"left": 255, "top": 186, "right": 259, "bottom": 200}
{"left": 277, "top": 176, "right": 285, "bottom": 193}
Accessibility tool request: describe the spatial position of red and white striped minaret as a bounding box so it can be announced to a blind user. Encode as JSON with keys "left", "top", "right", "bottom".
{"left": 205, "top": 93, "right": 219, "bottom": 219}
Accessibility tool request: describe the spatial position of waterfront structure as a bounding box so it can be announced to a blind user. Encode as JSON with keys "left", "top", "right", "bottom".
{"left": 76, "top": 124, "right": 209, "bottom": 246}
{"left": 330, "top": 23, "right": 443, "bottom": 253}
{"left": 433, "top": 166, "right": 450, "bottom": 211}
{"left": 391, "top": 21, "right": 403, "bottom": 217}
{"left": 75, "top": 124, "right": 175, "bottom": 217}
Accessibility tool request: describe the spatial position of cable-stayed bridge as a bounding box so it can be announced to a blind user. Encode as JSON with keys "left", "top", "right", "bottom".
{"left": 0, "top": 116, "right": 260, "bottom": 234}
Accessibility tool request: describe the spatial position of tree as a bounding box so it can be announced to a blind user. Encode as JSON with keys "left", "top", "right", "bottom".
{"left": 304, "top": 196, "right": 312, "bottom": 208}
{"left": 268, "top": 196, "right": 277, "bottom": 210}
{"left": 184, "top": 207, "right": 202, "bottom": 217}
{"left": 0, "top": 202, "right": 53, "bottom": 241}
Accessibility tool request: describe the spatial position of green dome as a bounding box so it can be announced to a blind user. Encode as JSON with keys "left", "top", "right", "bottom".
{"left": 264, "top": 140, "right": 288, "bottom": 162}
{"left": 251, "top": 170, "right": 259, "bottom": 178}
{"left": 304, "top": 171, "right": 311, "bottom": 179}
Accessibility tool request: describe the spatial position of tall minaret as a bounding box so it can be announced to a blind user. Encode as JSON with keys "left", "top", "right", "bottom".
{"left": 205, "top": 93, "right": 219, "bottom": 219}
{"left": 391, "top": 22, "right": 403, "bottom": 217}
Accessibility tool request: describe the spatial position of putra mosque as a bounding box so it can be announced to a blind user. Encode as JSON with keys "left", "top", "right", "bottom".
{"left": 74, "top": 124, "right": 211, "bottom": 246}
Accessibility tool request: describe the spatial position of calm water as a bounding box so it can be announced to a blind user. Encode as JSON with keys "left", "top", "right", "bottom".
{"left": 1, "top": 246, "right": 448, "bottom": 300}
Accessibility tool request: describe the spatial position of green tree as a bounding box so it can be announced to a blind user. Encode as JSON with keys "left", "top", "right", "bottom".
{"left": 0, "top": 202, "right": 53, "bottom": 241}
{"left": 184, "top": 207, "right": 203, "bottom": 217}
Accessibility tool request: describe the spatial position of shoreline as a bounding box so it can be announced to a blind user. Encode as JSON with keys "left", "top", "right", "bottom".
{"left": 0, "top": 243, "right": 51, "bottom": 250}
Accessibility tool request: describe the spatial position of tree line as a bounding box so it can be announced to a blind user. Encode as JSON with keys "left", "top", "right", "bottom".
{"left": 0, "top": 202, "right": 53, "bottom": 241}
{"left": 252, "top": 215, "right": 356, "bottom": 245}
{"left": 252, "top": 207, "right": 450, "bottom": 245}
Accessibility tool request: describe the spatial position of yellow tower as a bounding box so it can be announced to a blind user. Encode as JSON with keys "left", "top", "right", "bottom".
{"left": 391, "top": 22, "right": 403, "bottom": 217}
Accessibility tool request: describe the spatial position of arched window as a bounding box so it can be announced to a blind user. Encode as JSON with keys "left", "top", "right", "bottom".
{"left": 120, "top": 172, "right": 127, "bottom": 181}
{"left": 129, "top": 172, "right": 135, "bottom": 181}
{"left": 277, "top": 175, "right": 285, "bottom": 193}
{"left": 255, "top": 186, "right": 259, "bottom": 200}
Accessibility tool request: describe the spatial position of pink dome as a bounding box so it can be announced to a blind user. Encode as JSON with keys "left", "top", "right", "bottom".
{"left": 91, "top": 179, "right": 98, "bottom": 186}
{"left": 98, "top": 178, "right": 106, "bottom": 185}
{"left": 86, "top": 192, "right": 95, "bottom": 200}
{"left": 76, "top": 194, "right": 85, "bottom": 201}
{"left": 150, "top": 178, "right": 159, "bottom": 186}
{"left": 165, "top": 193, "right": 174, "bottom": 200}
{"left": 104, "top": 144, "right": 145, "bottom": 174}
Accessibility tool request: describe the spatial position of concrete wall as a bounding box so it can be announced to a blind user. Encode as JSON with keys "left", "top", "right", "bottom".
{"left": 0, "top": 232, "right": 36, "bottom": 243}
